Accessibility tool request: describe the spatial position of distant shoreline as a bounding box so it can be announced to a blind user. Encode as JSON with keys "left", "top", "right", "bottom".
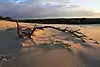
{"left": 17, "top": 18, "right": 100, "bottom": 24}
{"left": 1, "top": 18, "right": 100, "bottom": 24}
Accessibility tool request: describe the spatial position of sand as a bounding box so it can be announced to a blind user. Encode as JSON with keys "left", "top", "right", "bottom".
{"left": 79, "top": 26, "right": 100, "bottom": 42}
{"left": 0, "top": 20, "right": 100, "bottom": 67}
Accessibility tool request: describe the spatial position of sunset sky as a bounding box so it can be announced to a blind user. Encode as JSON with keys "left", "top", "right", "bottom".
{"left": 0, "top": 0, "right": 100, "bottom": 19}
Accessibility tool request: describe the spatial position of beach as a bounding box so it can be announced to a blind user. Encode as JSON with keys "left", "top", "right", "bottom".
{"left": 0, "top": 20, "right": 100, "bottom": 67}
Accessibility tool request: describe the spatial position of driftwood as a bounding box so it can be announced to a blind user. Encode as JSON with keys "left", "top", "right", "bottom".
{"left": 15, "top": 21, "right": 99, "bottom": 50}
{"left": 68, "top": 28, "right": 99, "bottom": 44}
{"left": 29, "top": 26, "right": 68, "bottom": 38}
{"left": 16, "top": 20, "right": 99, "bottom": 46}
{"left": 26, "top": 26, "right": 98, "bottom": 44}
{"left": 62, "top": 43, "right": 71, "bottom": 48}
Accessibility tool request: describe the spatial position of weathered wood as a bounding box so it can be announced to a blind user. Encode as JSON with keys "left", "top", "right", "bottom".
{"left": 16, "top": 23, "right": 98, "bottom": 45}
{"left": 28, "top": 26, "right": 89, "bottom": 44}
{"left": 29, "top": 26, "right": 69, "bottom": 38}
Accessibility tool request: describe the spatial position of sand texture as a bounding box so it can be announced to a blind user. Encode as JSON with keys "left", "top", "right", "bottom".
{"left": 0, "top": 20, "right": 100, "bottom": 67}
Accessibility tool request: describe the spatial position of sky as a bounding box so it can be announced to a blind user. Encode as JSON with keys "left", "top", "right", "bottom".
{"left": 0, "top": 0, "right": 100, "bottom": 19}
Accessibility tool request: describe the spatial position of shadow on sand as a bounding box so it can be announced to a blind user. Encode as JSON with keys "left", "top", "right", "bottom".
{"left": 21, "top": 43, "right": 75, "bottom": 56}
{"left": 77, "top": 50, "right": 100, "bottom": 67}
{"left": 0, "top": 28, "right": 22, "bottom": 56}
{"left": 80, "top": 42, "right": 95, "bottom": 49}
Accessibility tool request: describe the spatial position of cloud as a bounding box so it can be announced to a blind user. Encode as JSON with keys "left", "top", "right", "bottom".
{"left": 0, "top": 0, "right": 100, "bottom": 19}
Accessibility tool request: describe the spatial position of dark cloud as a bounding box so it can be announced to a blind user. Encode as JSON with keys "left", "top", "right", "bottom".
{"left": 0, "top": 0, "right": 99, "bottom": 19}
